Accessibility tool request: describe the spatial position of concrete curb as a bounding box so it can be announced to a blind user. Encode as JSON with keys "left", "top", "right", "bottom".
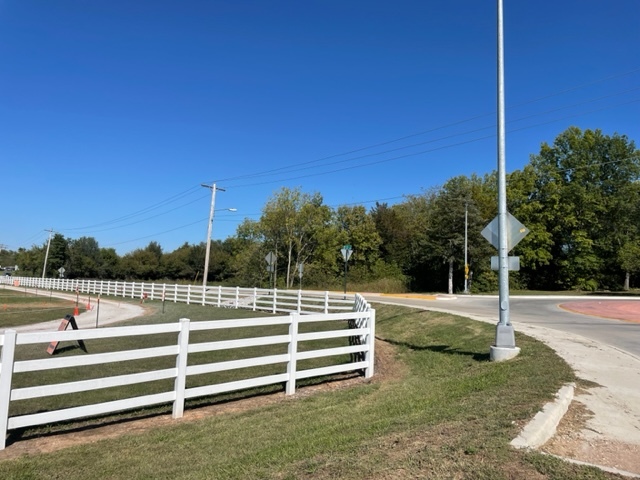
{"left": 511, "top": 383, "right": 574, "bottom": 449}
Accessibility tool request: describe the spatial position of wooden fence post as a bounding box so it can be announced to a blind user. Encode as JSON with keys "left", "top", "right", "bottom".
{"left": 286, "top": 313, "right": 299, "bottom": 395}
{"left": 0, "top": 330, "right": 17, "bottom": 450}
{"left": 173, "top": 318, "right": 190, "bottom": 419}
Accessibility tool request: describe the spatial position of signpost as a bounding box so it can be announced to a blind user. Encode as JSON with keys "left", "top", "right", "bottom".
{"left": 297, "top": 263, "right": 304, "bottom": 289}
{"left": 481, "top": 211, "right": 529, "bottom": 360}
{"left": 265, "top": 251, "right": 276, "bottom": 289}
{"left": 340, "top": 245, "right": 353, "bottom": 298}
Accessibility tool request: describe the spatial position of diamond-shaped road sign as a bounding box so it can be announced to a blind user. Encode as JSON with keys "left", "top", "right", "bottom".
{"left": 265, "top": 251, "right": 276, "bottom": 266}
{"left": 481, "top": 212, "right": 529, "bottom": 252}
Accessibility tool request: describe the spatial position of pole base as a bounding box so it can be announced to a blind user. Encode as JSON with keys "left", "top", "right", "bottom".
{"left": 490, "top": 345, "right": 521, "bottom": 362}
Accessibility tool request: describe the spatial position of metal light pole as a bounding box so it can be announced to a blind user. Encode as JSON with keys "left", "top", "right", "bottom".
{"left": 492, "top": 0, "right": 518, "bottom": 358}
{"left": 42, "top": 229, "right": 53, "bottom": 279}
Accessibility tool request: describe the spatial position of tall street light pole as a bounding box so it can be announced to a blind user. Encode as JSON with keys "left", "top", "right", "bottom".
{"left": 491, "top": 0, "right": 519, "bottom": 361}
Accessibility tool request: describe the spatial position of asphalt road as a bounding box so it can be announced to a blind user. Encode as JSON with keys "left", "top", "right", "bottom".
{"left": 364, "top": 294, "right": 640, "bottom": 358}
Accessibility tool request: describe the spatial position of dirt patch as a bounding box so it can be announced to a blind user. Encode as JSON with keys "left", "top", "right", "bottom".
{"left": 543, "top": 396, "right": 640, "bottom": 474}
{"left": 0, "top": 339, "right": 402, "bottom": 461}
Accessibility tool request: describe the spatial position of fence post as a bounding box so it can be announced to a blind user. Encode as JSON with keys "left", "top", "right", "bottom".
{"left": 365, "top": 308, "right": 376, "bottom": 378}
{"left": 235, "top": 287, "right": 240, "bottom": 309}
{"left": 297, "top": 290, "right": 302, "bottom": 313}
{"left": 201, "top": 284, "right": 206, "bottom": 306}
{"left": 324, "top": 291, "right": 329, "bottom": 314}
{"left": 173, "top": 318, "right": 190, "bottom": 419}
{"left": 286, "top": 313, "right": 299, "bottom": 395}
{"left": 272, "top": 288, "right": 277, "bottom": 314}
{"left": 253, "top": 287, "right": 257, "bottom": 311}
{"left": 187, "top": 285, "right": 191, "bottom": 305}
{"left": 0, "top": 330, "right": 17, "bottom": 450}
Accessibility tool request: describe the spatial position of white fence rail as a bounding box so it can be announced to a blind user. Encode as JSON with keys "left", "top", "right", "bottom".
{"left": 1, "top": 276, "right": 354, "bottom": 314}
{"left": 0, "top": 278, "right": 374, "bottom": 450}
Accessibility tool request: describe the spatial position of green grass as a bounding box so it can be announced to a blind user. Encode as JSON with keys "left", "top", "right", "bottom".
{"left": 6, "top": 298, "right": 356, "bottom": 434}
{"left": 0, "top": 287, "right": 87, "bottom": 328}
{"left": 0, "top": 302, "right": 621, "bottom": 479}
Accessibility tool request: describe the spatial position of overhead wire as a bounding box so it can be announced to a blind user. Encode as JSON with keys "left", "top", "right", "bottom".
{"left": 42, "top": 67, "right": 640, "bottom": 248}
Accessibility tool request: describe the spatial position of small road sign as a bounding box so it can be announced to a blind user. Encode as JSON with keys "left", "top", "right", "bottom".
{"left": 341, "top": 246, "right": 353, "bottom": 261}
{"left": 265, "top": 251, "right": 276, "bottom": 266}
{"left": 481, "top": 212, "right": 529, "bottom": 252}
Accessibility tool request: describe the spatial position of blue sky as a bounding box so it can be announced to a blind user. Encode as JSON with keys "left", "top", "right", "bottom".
{"left": 1, "top": 0, "right": 638, "bottom": 255}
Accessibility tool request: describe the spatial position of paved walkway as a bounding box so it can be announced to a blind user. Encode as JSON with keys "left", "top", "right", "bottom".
{"left": 2, "top": 288, "right": 145, "bottom": 333}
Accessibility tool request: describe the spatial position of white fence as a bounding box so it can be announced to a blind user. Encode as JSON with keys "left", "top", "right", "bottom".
{"left": 1, "top": 276, "right": 354, "bottom": 314}
{"left": 0, "top": 278, "right": 374, "bottom": 450}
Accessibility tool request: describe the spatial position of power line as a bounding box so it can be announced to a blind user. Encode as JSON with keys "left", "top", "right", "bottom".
{"left": 210, "top": 67, "right": 640, "bottom": 184}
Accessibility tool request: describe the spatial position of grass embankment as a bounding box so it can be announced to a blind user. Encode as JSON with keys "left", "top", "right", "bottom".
{"left": 0, "top": 288, "right": 86, "bottom": 328}
{"left": 0, "top": 302, "right": 619, "bottom": 479}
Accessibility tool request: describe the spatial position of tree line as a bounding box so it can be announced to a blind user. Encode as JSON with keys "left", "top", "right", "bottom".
{"left": 11, "top": 127, "right": 640, "bottom": 293}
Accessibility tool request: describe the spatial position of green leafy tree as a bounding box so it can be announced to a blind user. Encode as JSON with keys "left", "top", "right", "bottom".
{"left": 47, "top": 234, "right": 69, "bottom": 275}
{"left": 68, "top": 237, "right": 101, "bottom": 278}
{"left": 333, "top": 205, "right": 382, "bottom": 282}
{"left": 519, "top": 127, "right": 639, "bottom": 290}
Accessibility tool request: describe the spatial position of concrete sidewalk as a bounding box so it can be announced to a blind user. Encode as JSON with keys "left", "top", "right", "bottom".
{"left": 407, "top": 301, "right": 640, "bottom": 477}
{"left": 2, "top": 288, "right": 145, "bottom": 333}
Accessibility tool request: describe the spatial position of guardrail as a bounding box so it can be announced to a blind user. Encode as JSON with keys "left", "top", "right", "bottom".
{"left": 0, "top": 278, "right": 374, "bottom": 450}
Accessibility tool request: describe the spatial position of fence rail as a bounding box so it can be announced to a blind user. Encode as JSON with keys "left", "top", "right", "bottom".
{"left": 1, "top": 276, "right": 354, "bottom": 314}
{"left": 0, "top": 277, "right": 374, "bottom": 450}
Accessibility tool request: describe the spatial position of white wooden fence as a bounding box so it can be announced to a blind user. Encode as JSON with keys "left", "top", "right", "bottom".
{"left": 1, "top": 276, "right": 354, "bottom": 314}
{"left": 0, "top": 278, "right": 374, "bottom": 450}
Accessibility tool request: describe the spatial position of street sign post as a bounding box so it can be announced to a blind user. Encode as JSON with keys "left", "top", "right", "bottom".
{"left": 340, "top": 245, "right": 352, "bottom": 298}
{"left": 481, "top": 212, "right": 529, "bottom": 252}
{"left": 297, "top": 263, "right": 304, "bottom": 289}
{"left": 265, "top": 252, "right": 276, "bottom": 289}
{"left": 481, "top": 208, "right": 529, "bottom": 361}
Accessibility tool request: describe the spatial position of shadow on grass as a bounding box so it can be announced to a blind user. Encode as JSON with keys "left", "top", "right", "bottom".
{"left": 4, "top": 371, "right": 364, "bottom": 448}
{"left": 380, "top": 337, "right": 491, "bottom": 362}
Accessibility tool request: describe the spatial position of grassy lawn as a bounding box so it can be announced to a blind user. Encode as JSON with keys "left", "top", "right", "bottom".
{"left": 0, "top": 287, "right": 87, "bottom": 328}
{"left": 0, "top": 302, "right": 620, "bottom": 479}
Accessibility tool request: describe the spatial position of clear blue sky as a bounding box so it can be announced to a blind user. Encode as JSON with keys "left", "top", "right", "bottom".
{"left": 1, "top": 1, "right": 638, "bottom": 255}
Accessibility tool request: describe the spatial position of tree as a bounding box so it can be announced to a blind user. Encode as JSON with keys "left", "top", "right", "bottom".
{"left": 253, "top": 187, "right": 332, "bottom": 288}
{"left": 518, "top": 127, "right": 639, "bottom": 290}
{"left": 333, "top": 205, "right": 382, "bottom": 282}
{"left": 48, "top": 234, "right": 69, "bottom": 275}
{"left": 428, "top": 175, "right": 492, "bottom": 294}
{"left": 68, "top": 237, "right": 101, "bottom": 278}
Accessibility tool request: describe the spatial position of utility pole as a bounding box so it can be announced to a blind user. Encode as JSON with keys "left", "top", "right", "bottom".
{"left": 464, "top": 202, "right": 469, "bottom": 294}
{"left": 42, "top": 229, "right": 54, "bottom": 279}
{"left": 202, "top": 183, "right": 220, "bottom": 288}
{"left": 201, "top": 183, "right": 228, "bottom": 288}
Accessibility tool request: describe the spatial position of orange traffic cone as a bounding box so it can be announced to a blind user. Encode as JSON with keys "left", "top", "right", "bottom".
{"left": 73, "top": 305, "right": 79, "bottom": 316}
